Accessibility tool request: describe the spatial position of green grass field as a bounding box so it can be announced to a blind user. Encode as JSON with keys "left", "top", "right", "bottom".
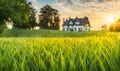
{"left": 1, "top": 29, "right": 116, "bottom": 37}
{"left": 0, "top": 29, "right": 120, "bottom": 71}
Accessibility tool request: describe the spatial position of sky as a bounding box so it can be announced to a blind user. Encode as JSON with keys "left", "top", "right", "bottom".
{"left": 27, "top": 0, "right": 120, "bottom": 30}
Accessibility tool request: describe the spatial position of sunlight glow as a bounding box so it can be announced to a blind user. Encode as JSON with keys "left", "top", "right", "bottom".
{"left": 107, "top": 17, "right": 115, "bottom": 23}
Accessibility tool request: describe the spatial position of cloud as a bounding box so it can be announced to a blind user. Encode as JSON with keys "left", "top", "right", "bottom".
{"left": 27, "top": 0, "right": 120, "bottom": 15}
{"left": 56, "top": 0, "right": 120, "bottom": 14}
{"left": 55, "top": 0, "right": 120, "bottom": 28}
{"left": 57, "top": 0, "right": 119, "bottom": 3}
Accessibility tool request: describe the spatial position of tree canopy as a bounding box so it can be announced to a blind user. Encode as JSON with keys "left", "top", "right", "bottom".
{"left": 39, "top": 5, "right": 60, "bottom": 30}
{"left": 28, "top": 7, "right": 37, "bottom": 29}
{"left": 109, "top": 19, "right": 120, "bottom": 32}
{"left": 0, "top": 0, "right": 31, "bottom": 30}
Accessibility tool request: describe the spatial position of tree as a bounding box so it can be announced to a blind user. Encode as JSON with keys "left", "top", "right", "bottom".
{"left": 101, "top": 24, "right": 107, "bottom": 31}
{"left": 53, "top": 15, "right": 60, "bottom": 29}
{"left": 0, "top": 0, "right": 16, "bottom": 32}
{"left": 0, "top": 0, "right": 31, "bottom": 30}
{"left": 12, "top": 1, "right": 31, "bottom": 29}
{"left": 28, "top": 7, "right": 37, "bottom": 29}
{"left": 84, "top": 16, "right": 91, "bottom": 27}
{"left": 39, "top": 5, "right": 60, "bottom": 30}
{"left": 109, "top": 19, "right": 120, "bottom": 32}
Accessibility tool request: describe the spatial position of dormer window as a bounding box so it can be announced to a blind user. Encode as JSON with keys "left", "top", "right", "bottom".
{"left": 75, "top": 21, "right": 80, "bottom": 24}
{"left": 69, "top": 21, "right": 73, "bottom": 25}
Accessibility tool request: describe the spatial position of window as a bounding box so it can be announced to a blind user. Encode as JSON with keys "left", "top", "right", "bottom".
{"left": 69, "top": 21, "right": 73, "bottom": 25}
{"left": 74, "top": 28, "right": 76, "bottom": 31}
{"left": 70, "top": 28, "right": 73, "bottom": 31}
{"left": 79, "top": 28, "right": 82, "bottom": 31}
{"left": 75, "top": 22, "right": 80, "bottom": 24}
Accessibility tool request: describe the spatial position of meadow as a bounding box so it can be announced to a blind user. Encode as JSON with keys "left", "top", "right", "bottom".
{"left": 0, "top": 29, "right": 112, "bottom": 37}
{"left": 0, "top": 29, "right": 120, "bottom": 71}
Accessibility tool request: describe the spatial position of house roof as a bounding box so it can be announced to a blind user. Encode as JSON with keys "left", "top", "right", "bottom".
{"left": 62, "top": 17, "right": 90, "bottom": 27}
{"left": 62, "top": 20, "right": 69, "bottom": 26}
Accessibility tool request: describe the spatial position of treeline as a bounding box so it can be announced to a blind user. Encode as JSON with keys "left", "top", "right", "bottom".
{"left": 0, "top": 0, "right": 60, "bottom": 33}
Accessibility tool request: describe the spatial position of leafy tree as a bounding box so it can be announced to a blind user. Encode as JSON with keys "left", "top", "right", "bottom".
{"left": 0, "top": 0, "right": 16, "bottom": 32}
{"left": 39, "top": 5, "right": 60, "bottom": 30}
{"left": 12, "top": 0, "right": 31, "bottom": 29}
{"left": 28, "top": 7, "right": 37, "bottom": 29}
{"left": 0, "top": 24, "right": 6, "bottom": 33}
{"left": 84, "top": 16, "right": 91, "bottom": 27}
{"left": 109, "top": 19, "right": 120, "bottom": 32}
{"left": 53, "top": 15, "right": 60, "bottom": 29}
{"left": 0, "top": 0, "right": 31, "bottom": 30}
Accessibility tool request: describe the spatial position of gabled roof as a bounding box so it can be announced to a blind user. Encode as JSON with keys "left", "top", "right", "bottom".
{"left": 62, "top": 18, "right": 74, "bottom": 26}
{"left": 75, "top": 18, "right": 86, "bottom": 26}
{"left": 62, "top": 20, "right": 69, "bottom": 26}
{"left": 63, "top": 17, "right": 90, "bottom": 26}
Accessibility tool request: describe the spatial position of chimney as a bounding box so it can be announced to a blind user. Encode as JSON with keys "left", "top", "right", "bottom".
{"left": 69, "top": 17, "right": 71, "bottom": 20}
{"left": 75, "top": 17, "right": 78, "bottom": 19}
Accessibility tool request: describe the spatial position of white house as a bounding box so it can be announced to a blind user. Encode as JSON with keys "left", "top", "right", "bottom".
{"left": 62, "top": 17, "right": 91, "bottom": 32}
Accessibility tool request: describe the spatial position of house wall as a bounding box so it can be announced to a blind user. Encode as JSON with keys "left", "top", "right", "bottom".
{"left": 68, "top": 26, "right": 73, "bottom": 31}
{"left": 63, "top": 26, "right": 68, "bottom": 31}
{"left": 63, "top": 26, "right": 90, "bottom": 32}
{"left": 69, "top": 21, "right": 73, "bottom": 25}
{"left": 63, "top": 24, "right": 90, "bottom": 32}
{"left": 85, "top": 24, "right": 90, "bottom": 31}
{"left": 73, "top": 26, "right": 85, "bottom": 31}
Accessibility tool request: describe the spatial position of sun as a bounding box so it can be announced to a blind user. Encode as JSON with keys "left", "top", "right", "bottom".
{"left": 107, "top": 17, "right": 115, "bottom": 23}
